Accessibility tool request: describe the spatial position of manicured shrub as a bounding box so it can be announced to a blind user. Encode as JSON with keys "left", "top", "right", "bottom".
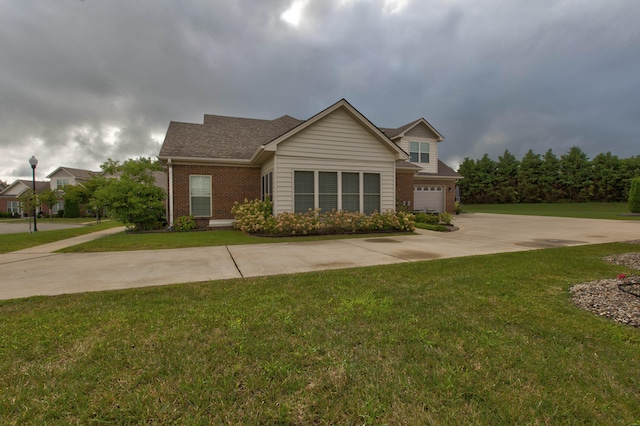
{"left": 64, "top": 199, "right": 80, "bottom": 218}
{"left": 629, "top": 177, "right": 640, "bottom": 213}
{"left": 232, "top": 199, "right": 415, "bottom": 235}
{"left": 414, "top": 212, "right": 453, "bottom": 226}
{"left": 174, "top": 215, "right": 196, "bottom": 231}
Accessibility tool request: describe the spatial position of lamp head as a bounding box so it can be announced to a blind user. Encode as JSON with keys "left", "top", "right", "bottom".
{"left": 29, "top": 156, "right": 38, "bottom": 168}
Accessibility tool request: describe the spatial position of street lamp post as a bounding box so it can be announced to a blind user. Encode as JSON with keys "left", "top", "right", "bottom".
{"left": 29, "top": 155, "right": 38, "bottom": 232}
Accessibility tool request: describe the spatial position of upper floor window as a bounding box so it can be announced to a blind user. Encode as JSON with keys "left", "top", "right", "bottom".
{"left": 56, "top": 179, "right": 69, "bottom": 189}
{"left": 409, "top": 142, "right": 430, "bottom": 163}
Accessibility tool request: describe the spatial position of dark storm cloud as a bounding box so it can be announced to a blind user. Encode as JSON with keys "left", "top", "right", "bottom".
{"left": 1, "top": 0, "right": 638, "bottom": 182}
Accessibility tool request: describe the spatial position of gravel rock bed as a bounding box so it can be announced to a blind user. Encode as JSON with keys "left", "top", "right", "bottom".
{"left": 570, "top": 241, "right": 640, "bottom": 328}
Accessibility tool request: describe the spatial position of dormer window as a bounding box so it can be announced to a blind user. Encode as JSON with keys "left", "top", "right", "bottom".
{"left": 409, "top": 142, "right": 430, "bottom": 163}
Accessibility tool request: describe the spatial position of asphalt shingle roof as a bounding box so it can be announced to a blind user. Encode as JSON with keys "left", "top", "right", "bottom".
{"left": 160, "top": 115, "right": 303, "bottom": 159}
{"left": 159, "top": 108, "right": 458, "bottom": 178}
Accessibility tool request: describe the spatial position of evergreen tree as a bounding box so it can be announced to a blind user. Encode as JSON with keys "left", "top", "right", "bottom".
{"left": 456, "top": 157, "right": 477, "bottom": 204}
{"left": 495, "top": 149, "right": 519, "bottom": 203}
{"left": 590, "top": 152, "right": 624, "bottom": 202}
{"left": 540, "top": 149, "right": 561, "bottom": 202}
{"left": 560, "top": 146, "right": 591, "bottom": 202}
{"left": 517, "top": 150, "right": 544, "bottom": 203}
{"left": 629, "top": 177, "right": 640, "bottom": 213}
{"left": 474, "top": 154, "right": 498, "bottom": 203}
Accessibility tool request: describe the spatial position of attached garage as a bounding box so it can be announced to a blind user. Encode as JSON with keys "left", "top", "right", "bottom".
{"left": 414, "top": 185, "right": 444, "bottom": 212}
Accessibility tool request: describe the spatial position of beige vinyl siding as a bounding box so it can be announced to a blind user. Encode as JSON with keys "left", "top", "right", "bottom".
{"left": 406, "top": 122, "right": 439, "bottom": 139}
{"left": 272, "top": 108, "right": 397, "bottom": 214}
{"left": 276, "top": 108, "right": 395, "bottom": 160}
{"left": 274, "top": 157, "right": 395, "bottom": 214}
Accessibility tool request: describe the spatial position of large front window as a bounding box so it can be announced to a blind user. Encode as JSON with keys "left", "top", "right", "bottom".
{"left": 363, "top": 173, "right": 381, "bottom": 215}
{"left": 190, "top": 175, "right": 211, "bottom": 217}
{"left": 294, "top": 171, "right": 381, "bottom": 214}
{"left": 294, "top": 171, "right": 314, "bottom": 212}
{"left": 409, "top": 142, "right": 430, "bottom": 163}
{"left": 341, "top": 172, "right": 360, "bottom": 212}
{"left": 318, "top": 172, "right": 337, "bottom": 211}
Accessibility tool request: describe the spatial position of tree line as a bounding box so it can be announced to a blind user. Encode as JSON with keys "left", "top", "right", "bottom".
{"left": 457, "top": 147, "right": 640, "bottom": 204}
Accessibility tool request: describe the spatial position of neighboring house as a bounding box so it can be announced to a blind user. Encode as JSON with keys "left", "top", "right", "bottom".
{"left": 158, "top": 98, "right": 461, "bottom": 228}
{"left": 0, "top": 180, "right": 51, "bottom": 216}
{"left": 46, "top": 166, "right": 100, "bottom": 215}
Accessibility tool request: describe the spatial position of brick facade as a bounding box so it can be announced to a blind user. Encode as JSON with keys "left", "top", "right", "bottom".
{"left": 395, "top": 171, "right": 415, "bottom": 210}
{"left": 171, "top": 164, "right": 261, "bottom": 221}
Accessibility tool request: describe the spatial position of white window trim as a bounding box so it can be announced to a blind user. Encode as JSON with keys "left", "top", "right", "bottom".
{"left": 409, "top": 140, "right": 431, "bottom": 164}
{"left": 189, "top": 175, "right": 212, "bottom": 217}
{"left": 293, "top": 170, "right": 381, "bottom": 214}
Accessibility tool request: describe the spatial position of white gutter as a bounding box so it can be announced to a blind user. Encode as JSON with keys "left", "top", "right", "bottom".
{"left": 167, "top": 158, "right": 174, "bottom": 226}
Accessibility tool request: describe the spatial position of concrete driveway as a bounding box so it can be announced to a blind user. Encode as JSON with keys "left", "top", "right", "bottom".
{"left": 0, "top": 213, "right": 638, "bottom": 300}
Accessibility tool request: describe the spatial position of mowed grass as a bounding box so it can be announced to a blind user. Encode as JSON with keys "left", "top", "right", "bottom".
{"left": 2, "top": 242, "right": 639, "bottom": 424}
{"left": 0, "top": 221, "right": 122, "bottom": 253}
{"left": 58, "top": 230, "right": 413, "bottom": 253}
{"left": 463, "top": 202, "right": 640, "bottom": 220}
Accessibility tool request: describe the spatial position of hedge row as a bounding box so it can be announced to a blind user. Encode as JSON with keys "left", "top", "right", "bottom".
{"left": 232, "top": 199, "right": 415, "bottom": 235}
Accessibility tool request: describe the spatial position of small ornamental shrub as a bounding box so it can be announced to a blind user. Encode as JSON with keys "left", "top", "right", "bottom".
{"left": 232, "top": 199, "right": 414, "bottom": 235}
{"left": 174, "top": 215, "right": 196, "bottom": 231}
{"left": 63, "top": 199, "right": 80, "bottom": 218}
{"left": 414, "top": 212, "right": 439, "bottom": 225}
{"left": 438, "top": 212, "right": 453, "bottom": 225}
{"left": 629, "top": 177, "right": 640, "bottom": 213}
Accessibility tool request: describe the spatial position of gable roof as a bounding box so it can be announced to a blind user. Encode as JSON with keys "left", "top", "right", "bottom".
{"left": 0, "top": 180, "right": 50, "bottom": 197}
{"left": 46, "top": 166, "right": 99, "bottom": 180}
{"left": 381, "top": 118, "right": 445, "bottom": 141}
{"left": 159, "top": 99, "right": 409, "bottom": 163}
{"left": 256, "top": 99, "right": 408, "bottom": 160}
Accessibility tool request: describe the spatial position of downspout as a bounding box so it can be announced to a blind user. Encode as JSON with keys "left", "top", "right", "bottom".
{"left": 168, "top": 158, "right": 174, "bottom": 227}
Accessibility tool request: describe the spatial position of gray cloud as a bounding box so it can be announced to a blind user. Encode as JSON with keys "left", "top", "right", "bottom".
{"left": 1, "top": 0, "right": 639, "bottom": 182}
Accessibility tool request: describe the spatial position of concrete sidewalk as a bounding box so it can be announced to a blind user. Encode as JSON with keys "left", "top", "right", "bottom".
{"left": 0, "top": 214, "right": 638, "bottom": 300}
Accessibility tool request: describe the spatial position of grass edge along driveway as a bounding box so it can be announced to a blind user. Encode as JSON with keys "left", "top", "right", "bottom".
{"left": 1, "top": 242, "right": 639, "bottom": 424}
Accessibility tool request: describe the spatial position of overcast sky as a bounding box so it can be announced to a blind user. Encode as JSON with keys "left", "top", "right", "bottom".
{"left": 1, "top": 0, "right": 639, "bottom": 183}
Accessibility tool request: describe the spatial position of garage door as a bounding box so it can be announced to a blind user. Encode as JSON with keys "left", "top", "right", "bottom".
{"left": 414, "top": 185, "right": 444, "bottom": 212}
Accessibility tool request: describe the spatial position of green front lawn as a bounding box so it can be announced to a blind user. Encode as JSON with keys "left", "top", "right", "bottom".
{"left": 463, "top": 202, "right": 640, "bottom": 220}
{"left": 0, "top": 221, "right": 123, "bottom": 253}
{"left": 59, "top": 229, "right": 413, "bottom": 253}
{"left": 1, "top": 243, "right": 639, "bottom": 424}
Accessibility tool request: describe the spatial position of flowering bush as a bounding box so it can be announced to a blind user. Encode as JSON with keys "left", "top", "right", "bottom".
{"left": 232, "top": 199, "right": 415, "bottom": 235}
{"left": 231, "top": 198, "right": 276, "bottom": 234}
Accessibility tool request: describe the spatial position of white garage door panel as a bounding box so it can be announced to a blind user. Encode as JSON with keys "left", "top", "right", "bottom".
{"left": 414, "top": 185, "right": 444, "bottom": 212}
